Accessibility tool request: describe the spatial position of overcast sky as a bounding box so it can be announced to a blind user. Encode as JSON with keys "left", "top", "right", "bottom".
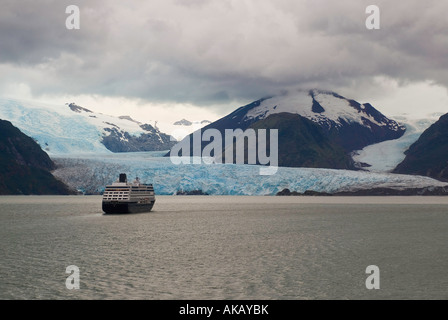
{"left": 1, "top": 0, "right": 447, "bottom": 123}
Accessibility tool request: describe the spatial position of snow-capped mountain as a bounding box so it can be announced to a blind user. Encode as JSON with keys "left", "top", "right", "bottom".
{"left": 216, "top": 89, "right": 405, "bottom": 151}
{"left": 132, "top": 118, "right": 212, "bottom": 142}
{"left": 173, "top": 118, "right": 193, "bottom": 126}
{"left": 0, "top": 98, "right": 175, "bottom": 155}
{"left": 162, "top": 119, "right": 212, "bottom": 140}
{"left": 246, "top": 90, "right": 391, "bottom": 128}
{"left": 173, "top": 119, "right": 211, "bottom": 126}
{"left": 171, "top": 89, "right": 406, "bottom": 169}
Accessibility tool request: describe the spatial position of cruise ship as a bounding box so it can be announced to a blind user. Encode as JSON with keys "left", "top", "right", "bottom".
{"left": 102, "top": 173, "right": 155, "bottom": 214}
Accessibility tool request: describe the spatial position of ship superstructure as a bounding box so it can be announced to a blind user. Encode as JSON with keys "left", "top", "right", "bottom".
{"left": 102, "top": 173, "right": 155, "bottom": 214}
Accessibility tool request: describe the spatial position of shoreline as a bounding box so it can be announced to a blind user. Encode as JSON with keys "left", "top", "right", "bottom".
{"left": 276, "top": 186, "right": 448, "bottom": 196}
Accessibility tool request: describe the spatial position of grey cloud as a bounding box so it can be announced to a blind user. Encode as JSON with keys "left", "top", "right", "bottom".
{"left": 0, "top": 0, "right": 111, "bottom": 65}
{"left": 0, "top": 0, "right": 447, "bottom": 107}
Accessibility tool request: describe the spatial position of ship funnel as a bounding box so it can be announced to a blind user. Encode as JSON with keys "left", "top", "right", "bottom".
{"left": 119, "top": 173, "right": 127, "bottom": 183}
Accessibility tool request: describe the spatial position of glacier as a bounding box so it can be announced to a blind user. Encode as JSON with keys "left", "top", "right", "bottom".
{"left": 0, "top": 97, "right": 203, "bottom": 155}
{"left": 52, "top": 152, "right": 447, "bottom": 195}
{"left": 0, "top": 98, "right": 128, "bottom": 155}
{"left": 352, "top": 114, "right": 443, "bottom": 172}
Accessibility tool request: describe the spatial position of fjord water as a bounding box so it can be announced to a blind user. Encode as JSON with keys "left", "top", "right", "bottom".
{"left": 1, "top": 196, "right": 447, "bottom": 300}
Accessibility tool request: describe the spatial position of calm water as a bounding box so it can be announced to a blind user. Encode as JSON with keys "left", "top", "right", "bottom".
{"left": 0, "top": 195, "right": 447, "bottom": 300}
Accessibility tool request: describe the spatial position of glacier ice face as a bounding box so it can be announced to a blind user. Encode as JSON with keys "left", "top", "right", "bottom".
{"left": 52, "top": 152, "right": 447, "bottom": 195}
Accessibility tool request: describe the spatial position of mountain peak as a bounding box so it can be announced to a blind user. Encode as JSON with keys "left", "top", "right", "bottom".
{"left": 67, "top": 102, "right": 93, "bottom": 113}
{"left": 173, "top": 119, "right": 193, "bottom": 126}
{"left": 119, "top": 115, "right": 141, "bottom": 125}
{"left": 244, "top": 89, "right": 405, "bottom": 133}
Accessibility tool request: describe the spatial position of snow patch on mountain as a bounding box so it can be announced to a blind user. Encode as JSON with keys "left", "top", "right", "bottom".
{"left": 244, "top": 89, "right": 404, "bottom": 131}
